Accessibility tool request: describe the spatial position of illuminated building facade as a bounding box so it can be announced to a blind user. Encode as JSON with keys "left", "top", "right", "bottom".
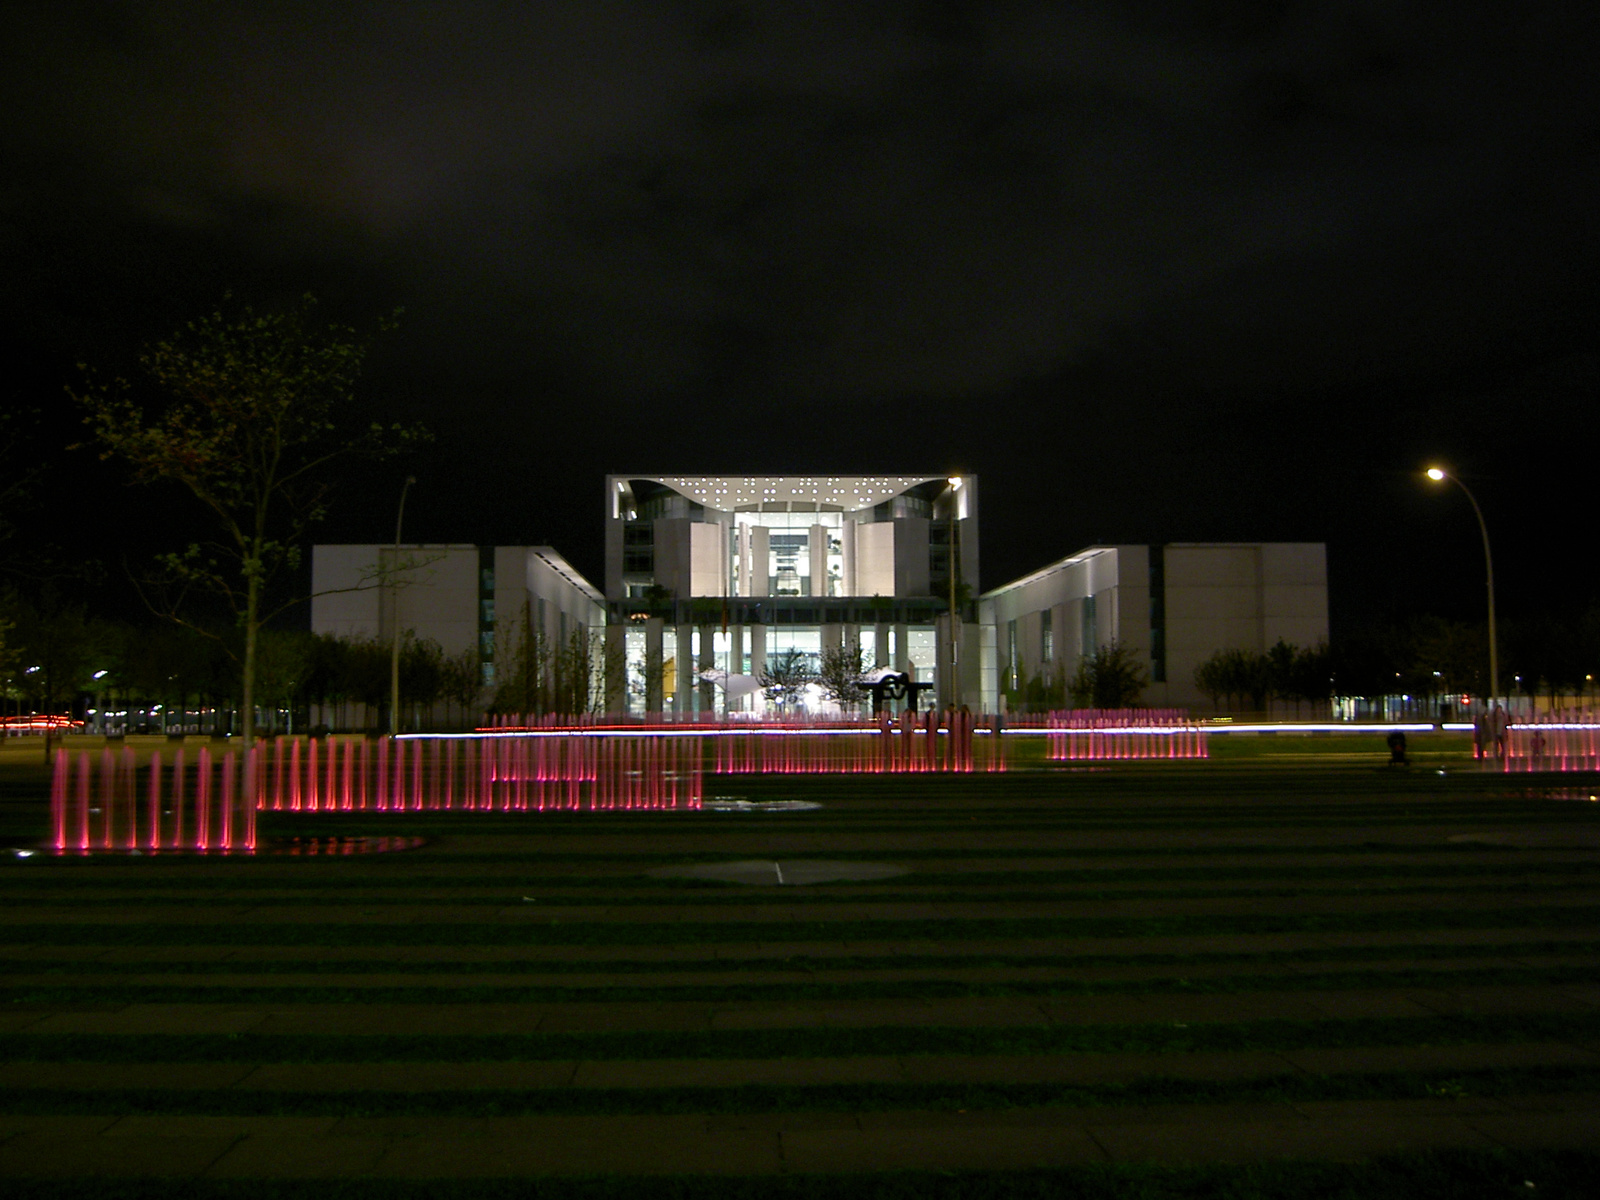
{"left": 981, "top": 543, "right": 1328, "bottom": 711}
{"left": 310, "top": 476, "right": 1327, "bottom": 718}
{"left": 605, "top": 475, "right": 979, "bottom": 714}
{"left": 310, "top": 544, "right": 605, "bottom": 689}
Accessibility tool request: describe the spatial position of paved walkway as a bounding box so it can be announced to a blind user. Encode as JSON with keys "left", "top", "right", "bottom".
{"left": 2, "top": 766, "right": 1598, "bottom": 1182}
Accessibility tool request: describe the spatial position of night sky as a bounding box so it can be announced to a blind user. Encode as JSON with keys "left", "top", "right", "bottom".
{"left": 6, "top": 2, "right": 1597, "bottom": 632}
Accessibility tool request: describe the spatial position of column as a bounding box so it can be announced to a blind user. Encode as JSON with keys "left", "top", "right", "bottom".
{"left": 644, "top": 618, "right": 664, "bottom": 715}
{"left": 749, "top": 623, "right": 767, "bottom": 683}
{"left": 750, "top": 527, "right": 770, "bottom": 597}
{"left": 842, "top": 519, "right": 858, "bottom": 597}
{"left": 675, "top": 620, "right": 694, "bottom": 714}
{"left": 697, "top": 624, "right": 716, "bottom": 715}
{"left": 604, "top": 625, "right": 627, "bottom": 714}
{"left": 809, "top": 524, "right": 828, "bottom": 598}
{"left": 737, "top": 523, "right": 752, "bottom": 597}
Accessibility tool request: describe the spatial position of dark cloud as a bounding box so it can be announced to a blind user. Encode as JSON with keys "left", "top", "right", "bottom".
{"left": 4, "top": 1, "right": 1598, "bottom": 614}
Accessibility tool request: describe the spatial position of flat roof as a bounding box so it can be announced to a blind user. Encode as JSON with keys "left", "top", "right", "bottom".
{"left": 612, "top": 475, "right": 957, "bottom": 513}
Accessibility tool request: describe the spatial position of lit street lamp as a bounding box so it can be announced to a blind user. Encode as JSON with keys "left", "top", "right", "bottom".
{"left": 946, "top": 476, "right": 962, "bottom": 709}
{"left": 1425, "top": 467, "right": 1498, "bottom": 707}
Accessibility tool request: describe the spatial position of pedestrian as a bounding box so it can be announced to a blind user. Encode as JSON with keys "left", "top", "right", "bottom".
{"left": 1489, "top": 703, "right": 1509, "bottom": 760}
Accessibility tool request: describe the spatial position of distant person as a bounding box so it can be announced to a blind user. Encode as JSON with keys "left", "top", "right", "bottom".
{"left": 1489, "top": 703, "right": 1510, "bottom": 760}
{"left": 1472, "top": 709, "right": 1486, "bottom": 760}
{"left": 1386, "top": 730, "right": 1408, "bottom": 766}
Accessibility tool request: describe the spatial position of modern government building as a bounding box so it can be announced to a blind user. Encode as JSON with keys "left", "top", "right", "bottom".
{"left": 311, "top": 473, "right": 1327, "bottom": 716}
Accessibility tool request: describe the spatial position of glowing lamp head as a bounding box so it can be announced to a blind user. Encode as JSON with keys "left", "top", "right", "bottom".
{"left": 1426, "top": 468, "right": 1446, "bottom": 481}
{"left": 947, "top": 476, "right": 962, "bottom": 489}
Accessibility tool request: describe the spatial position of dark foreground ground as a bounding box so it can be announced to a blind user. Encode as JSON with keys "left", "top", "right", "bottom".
{"left": 1, "top": 744, "right": 1597, "bottom": 1198}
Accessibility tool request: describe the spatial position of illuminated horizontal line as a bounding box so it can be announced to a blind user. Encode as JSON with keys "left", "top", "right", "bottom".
{"left": 400, "top": 720, "right": 1500, "bottom": 741}
{"left": 1197, "top": 723, "right": 1436, "bottom": 734}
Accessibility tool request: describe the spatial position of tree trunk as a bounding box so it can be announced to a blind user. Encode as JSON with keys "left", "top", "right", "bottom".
{"left": 242, "top": 568, "right": 259, "bottom": 751}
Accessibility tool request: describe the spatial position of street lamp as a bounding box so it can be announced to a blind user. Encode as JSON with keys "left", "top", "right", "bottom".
{"left": 1425, "top": 467, "right": 1498, "bottom": 708}
{"left": 390, "top": 476, "right": 417, "bottom": 736}
{"left": 946, "top": 477, "right": 963, "bottom": 709}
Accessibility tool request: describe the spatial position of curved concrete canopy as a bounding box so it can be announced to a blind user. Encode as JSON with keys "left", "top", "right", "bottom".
{"left": 618, "top": 475, "right": 951, "bottom": 514}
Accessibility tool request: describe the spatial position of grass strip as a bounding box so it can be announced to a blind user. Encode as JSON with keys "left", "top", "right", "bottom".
{"left": 12, "top": 876, "right": 1600, "bottom": 907}
{"left": 2, "top": 937, "right": 1595, "bottom": 977}
{"left": 7, "top": 962, "right": 1600, "bottom": 1005}
{"left": 5, "top": 905, "right": 1600, "bottom": 946}
{"left": 15, "top": 857, "right": 1600, "bottom": 890}
{"left": 0, "top": 1150, "right": 1597, "bottom": 1200}
{"left": 5, "top": 1013, "right": 1597, "bottom": 1062}
{"left": 3, "top": 841, "right": 1568, "bottom": 868}
{"left": 0, "top": 1063, "right": 1595, "bottom": 1117}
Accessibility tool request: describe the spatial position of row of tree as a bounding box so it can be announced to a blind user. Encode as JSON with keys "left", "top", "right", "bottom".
{"left": 0, "top": 587, "right": 622, "bottom": 735}
{"left": 1004, "top": 643, "right": 1152, "bottom": 712}
{"left": 1192, "top": 641, "right": 1332, "bottom": 714}
{"left": 1000, "top": 609, "right": 1600, "bottom": 715}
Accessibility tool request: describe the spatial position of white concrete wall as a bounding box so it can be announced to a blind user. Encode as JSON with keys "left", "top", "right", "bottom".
{"left": 893, "top": 517, "right": 931, "bottom": 597}
{"left": 309, "top": 545, "right": 382, "bottom": 642}
{"left": 310, "top": 545, "right": 478, "bottom": 656}
{"left": 314, "top": 544, "right": 603, "bottom": 663}
{"left": 1161, "top": 543, "right": 1328, "bottom": 710}
{"left": 855, "top": 522, "right": 896, "bottom": 597}
{"left": 689, "top": 522, "right": 726, "bottom": 597}
{"left": 979, "top": 543, "right": 1327, "bottom": 713}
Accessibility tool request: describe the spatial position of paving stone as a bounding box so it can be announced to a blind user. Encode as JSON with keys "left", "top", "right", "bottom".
{"left": 237, "top": 1061, "right": 579, "bottom": 1091}
{"left": 26, "top": 1005, "right": 271, "bottom": 1035}
{"left": 538, "top": 1002, "right": 715, "bottom": 1033}
{"left": 1087, "top": 1115, "right": 1498, "bottom": 1163}
{"left": 1440, "top": 986, "right": 1600, "bottom": 1014}
{"left": 896, "top": 1050, "right": 1298, "bottom": 1086}
{"left": 0, "top": 1116, "right": 122, "bottom": 1140}
{"left": 789, "top": 1124, "right": 1109, "bottom": 1171}
{"left": 1280, "top": 1041, "right": 1598, "bottom": 1076}
{"left": 329, "top": 1116, "right": 507, "bottom": 1138}
{"left": 705, "top": 1112, "right": 862, "bottom": 1132}
{"left": 370, "top": 1118, "right": 780, "bottom": 1176}
{"left": 0, "top": 1062, "right": 255, "bottom": 1089}
{"left": 1298, "top": 990, "right": 1444, "bottom": 1019}
{"left": 1493, "top": 1090, "right": 1600, "bottom": 1112}
{"left": 107, "top": 1116, "right": 341, "bottom": 1138}
{"left": 253, "top": 1004, "right": 549, "bottom": 1035}
{"left": 1037, "top": 996, "right": 1161, "bottom": 1025}
{"left": 0, "top": 1134, "right": 236, "bottom": 1177}
{"left": 0, "top": 1013, "right": 51, "bottom": 1032}
{"left": 203, "top": 1134, "right": 390, "bottom": 1178}
{"left": 1047, "top": 1103, "right": 1301, "bottom": 1129}
{"left": 1395, "top": 988, "right": 1596, "bottom": 1016}
{"left": 711, "top": 998, "right": 1050, "bottom": 1030}
{"left": 1129, "top": 994, "right": 1330, "bottom": 1023}
{"left": 1291, "top": 1096, "right": 1511, "bottom": 1120}
{"left": 96, "top": 945, "right": 240, "bottom": 963}
{"left": 1466, "top": 1110, "right": 1600, "bottom": 1149}
{"left": 3, "top": 945, "right": 115, "bottom": 961}
{"left": 573, "top": 1055, "right": 906, "bottom": 1089}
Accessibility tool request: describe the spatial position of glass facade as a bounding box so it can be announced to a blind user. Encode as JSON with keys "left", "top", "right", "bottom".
{"left": 607, "top": 476, "right": 970, "bottom": 716}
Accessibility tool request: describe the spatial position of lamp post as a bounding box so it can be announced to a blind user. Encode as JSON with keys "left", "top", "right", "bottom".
{"left": 1426, "top": 467, "right": 1498, "bottom": 708}
{"left": 390, "top": 476, "right": 417, "bottom": 736}
{"left": 946, "top": 476, "right": 962, "bottom": 709}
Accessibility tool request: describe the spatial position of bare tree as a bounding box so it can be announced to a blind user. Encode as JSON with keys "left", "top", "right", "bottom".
{"left": 761, "top": 648, "right": 815, "bottom": 713}
{"left": 75, "top": 295, "right": 422, "bottom": 748}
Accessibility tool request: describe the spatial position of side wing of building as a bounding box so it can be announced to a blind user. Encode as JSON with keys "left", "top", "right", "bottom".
{"left": 980, "top": 543, "right": 1328, "bottom": 710}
